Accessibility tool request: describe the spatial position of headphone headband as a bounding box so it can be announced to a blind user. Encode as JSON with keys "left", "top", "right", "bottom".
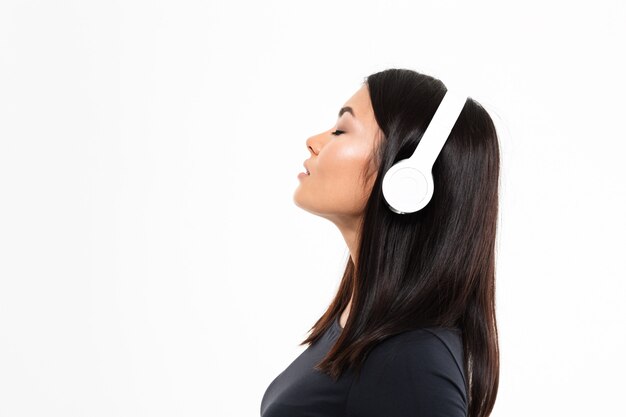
{"left": 411, "top": 90, "right": 467, "bottom": 169}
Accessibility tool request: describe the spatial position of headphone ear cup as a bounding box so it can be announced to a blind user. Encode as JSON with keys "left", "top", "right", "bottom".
{"left": 382, "top": 160, "right": 434, "bottom": 214}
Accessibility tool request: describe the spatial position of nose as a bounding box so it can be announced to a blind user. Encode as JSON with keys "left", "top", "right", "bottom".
{"left": 306, "top": 132, "right": 324, "bottom": 155}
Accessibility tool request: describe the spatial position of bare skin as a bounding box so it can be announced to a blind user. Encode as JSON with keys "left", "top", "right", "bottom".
{"left": 293, "top": 84, "right": 382, "bottom": 329}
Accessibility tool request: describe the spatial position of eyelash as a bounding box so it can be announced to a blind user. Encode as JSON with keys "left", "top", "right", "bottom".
{"left": 331, "top": 129, "right": 345, "bottom": 136}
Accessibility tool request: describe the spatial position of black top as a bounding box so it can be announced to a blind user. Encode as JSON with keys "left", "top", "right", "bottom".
{"left": 260, "top": 315, "right": 467, "bottom": 417}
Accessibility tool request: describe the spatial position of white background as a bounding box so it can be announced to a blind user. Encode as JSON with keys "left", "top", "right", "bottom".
{"left": 1, "top": 1, "right": 624, "bottom": 416}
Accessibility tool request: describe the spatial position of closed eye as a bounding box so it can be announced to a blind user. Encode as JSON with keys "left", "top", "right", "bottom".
{"left": 331, "top": 129, "right": 345, "bottom": 136}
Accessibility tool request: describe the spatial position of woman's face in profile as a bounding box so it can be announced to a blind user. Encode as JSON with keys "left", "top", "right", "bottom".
{"left": 293, "top": 84, "right": 381, "bottom": 222}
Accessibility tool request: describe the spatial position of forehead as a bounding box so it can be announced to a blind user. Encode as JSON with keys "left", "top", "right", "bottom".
{"left": 342, "top": 84, "right": 377, "bottom": 132}
{"left": 342, "top": 84, "right": 373, "bottom": 118}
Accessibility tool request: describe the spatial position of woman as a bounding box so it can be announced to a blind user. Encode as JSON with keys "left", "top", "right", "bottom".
{"left": 260, "top": 68, "right": 500, "bottom": 417}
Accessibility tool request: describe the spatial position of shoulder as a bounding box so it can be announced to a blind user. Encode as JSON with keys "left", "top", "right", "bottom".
{"left": 359, "top": 326, "right": 466, "bottom": 385}
{"left": 346, "top": 327, "right": 467, "bottom": 417}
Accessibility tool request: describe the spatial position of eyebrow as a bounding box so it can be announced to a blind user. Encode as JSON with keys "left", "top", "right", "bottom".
{"left": 338, "top": 106, "right": 355, "bottom": 118}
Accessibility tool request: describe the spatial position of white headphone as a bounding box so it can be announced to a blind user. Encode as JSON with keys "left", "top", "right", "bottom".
{"left": 381, "top": 89, "right": 467, "bottom": 214}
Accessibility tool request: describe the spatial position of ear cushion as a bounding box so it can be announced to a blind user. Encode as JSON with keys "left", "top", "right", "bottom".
{"left": 382, "top": 161, "right": 433, "bottom": 214}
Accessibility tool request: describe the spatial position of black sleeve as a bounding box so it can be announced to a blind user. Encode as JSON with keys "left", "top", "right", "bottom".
{"left": 345, "top": 332, "right": 467, "bottom": 417}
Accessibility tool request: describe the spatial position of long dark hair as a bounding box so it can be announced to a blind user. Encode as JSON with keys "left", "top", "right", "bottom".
{"left": 299, "top": 68, "right": 500, "bottom": 417}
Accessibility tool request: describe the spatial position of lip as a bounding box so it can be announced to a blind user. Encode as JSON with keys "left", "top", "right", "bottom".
{"left": 303, "top": 160, "right": 311, "bottom": 175}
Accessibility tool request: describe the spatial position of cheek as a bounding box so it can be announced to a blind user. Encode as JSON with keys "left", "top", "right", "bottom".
{"left": 320, "top": 143, "right": 371, "bottom": 178}
{"left": 317, "top": 144, "right": 375, "bottom": 206}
